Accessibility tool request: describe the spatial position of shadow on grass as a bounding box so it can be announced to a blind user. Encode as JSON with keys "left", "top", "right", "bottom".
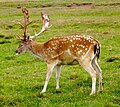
{"left": 0, "top": 40, "right": 11, "bottom": 44}
{"left": 107, "top": 56, "right": 120, "bottom": 62}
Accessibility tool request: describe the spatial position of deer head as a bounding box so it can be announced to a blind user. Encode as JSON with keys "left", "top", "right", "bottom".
{"left": 16, "top": 36, "right": 32, "bottom": 55}
{"left": 16, "top": 7, "right": 50, "bottom": 55}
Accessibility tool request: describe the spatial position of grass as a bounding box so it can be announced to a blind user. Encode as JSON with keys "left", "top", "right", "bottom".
{"left": 0, "top": 0, "right": 120, "bottom": 107}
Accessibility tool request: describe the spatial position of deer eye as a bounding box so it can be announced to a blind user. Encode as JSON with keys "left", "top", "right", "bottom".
{"left": 20, "top": 44, "right": 23, "bottom": 47}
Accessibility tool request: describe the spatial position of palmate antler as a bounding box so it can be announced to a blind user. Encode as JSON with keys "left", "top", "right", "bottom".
{"left": 17, "top": 7, "right": 32, "bottom": 39}
{"left": 31, "top": 12, "right": 51, "bottom": 40}
{"left": 17, "top": 7, "right": 50, "bottom": 40}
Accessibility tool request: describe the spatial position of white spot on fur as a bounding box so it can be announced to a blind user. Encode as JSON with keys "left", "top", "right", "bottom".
{"left": 85, "top": 48, "right": 88, "bottom": 51}
{"left": 70, "top": 39, "right": 73, "bottom": 42}
{"left": 86, "top": 37, "right": 89, "bottom": 40}
{"left": 83, "top": 52, "right": 85, "bottom": 55}
{"left": 73, "top": 38, "right": 76, "bottom": 40}
{"left": 78, "top": 50, "right": 82, "bottom": 54}
{"left": 72, "top": 45, "right": 74, "bottom": 47}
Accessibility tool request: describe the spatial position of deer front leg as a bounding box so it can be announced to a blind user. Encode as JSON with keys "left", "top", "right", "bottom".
{"left": 41, "top": 62, "right": 57, "bottom": 93}
{"left": 56, "top": 65, "right": 61, "bottom": 89}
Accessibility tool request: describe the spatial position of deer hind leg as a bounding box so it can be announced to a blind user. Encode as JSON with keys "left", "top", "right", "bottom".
{"left": 92, "top": 57, "right": 102, "bottom": 93}
{"left": 41, "top": 62, "right": 58, "bottom": 93}
{"left": 56, "top": 65, "right": 61, "bottom": 89}
{"left": 79, "top": 59, "right": 97, "bottom": 95}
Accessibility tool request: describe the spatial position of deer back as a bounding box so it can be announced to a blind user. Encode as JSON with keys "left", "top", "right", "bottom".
{"left": 42, "top": 34, "right": 100, "bottom": 64}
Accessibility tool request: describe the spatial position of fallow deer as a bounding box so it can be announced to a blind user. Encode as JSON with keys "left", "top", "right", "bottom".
{"left": 16, "top": 7, "right": 102, "bottom": 95}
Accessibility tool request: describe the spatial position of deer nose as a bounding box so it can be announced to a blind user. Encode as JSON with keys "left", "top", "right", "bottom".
{"left": 15, "top": 50, "right": 19, "bottom": 55}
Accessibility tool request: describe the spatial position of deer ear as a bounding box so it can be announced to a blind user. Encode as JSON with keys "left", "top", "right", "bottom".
{"left": 27, "top": 36, "right": 30, "bottom": 40}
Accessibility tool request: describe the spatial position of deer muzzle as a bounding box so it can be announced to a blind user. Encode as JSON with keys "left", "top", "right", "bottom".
{"left": 15, "top": 50, "right": 21, "bottom": 55}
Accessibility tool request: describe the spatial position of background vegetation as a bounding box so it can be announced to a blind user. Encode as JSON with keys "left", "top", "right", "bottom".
{"left": 0, "top": 0, "right": 120, "bottom": 107}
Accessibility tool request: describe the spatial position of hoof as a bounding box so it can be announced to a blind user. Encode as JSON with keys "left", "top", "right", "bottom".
{"left": 38, "top": 92, "right": 46, "bottom": 97}
{"left": 90, "top": 92, "right": 95, "bottom": 96}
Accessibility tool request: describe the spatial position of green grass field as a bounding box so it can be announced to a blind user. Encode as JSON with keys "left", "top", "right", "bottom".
{"left": 0, "top": 0, "right": 120, "bottom": 107}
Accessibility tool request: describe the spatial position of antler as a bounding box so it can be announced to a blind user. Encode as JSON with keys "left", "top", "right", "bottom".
{"left": 31, "top": 12, "right": 51, "bottom": 40}
{"left": 17, "top": 7, "right": 50, "bottom": 40}
{"left": 17, "top": 7, "right": 32, "bottom": 39}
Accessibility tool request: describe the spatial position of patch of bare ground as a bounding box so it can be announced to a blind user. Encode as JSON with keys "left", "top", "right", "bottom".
{"left": 67, "top": 3, "right": 94, "bottom": 7}
{"left": 97, "top": 3, "right": 120, "bottom": 6}
{"left": 67, "top": 3, "right": 120, "bottom": 7}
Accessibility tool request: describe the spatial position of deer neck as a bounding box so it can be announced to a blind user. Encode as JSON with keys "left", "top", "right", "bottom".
{"left": 29, "top": 41, "right": 44, "bottom": 60}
